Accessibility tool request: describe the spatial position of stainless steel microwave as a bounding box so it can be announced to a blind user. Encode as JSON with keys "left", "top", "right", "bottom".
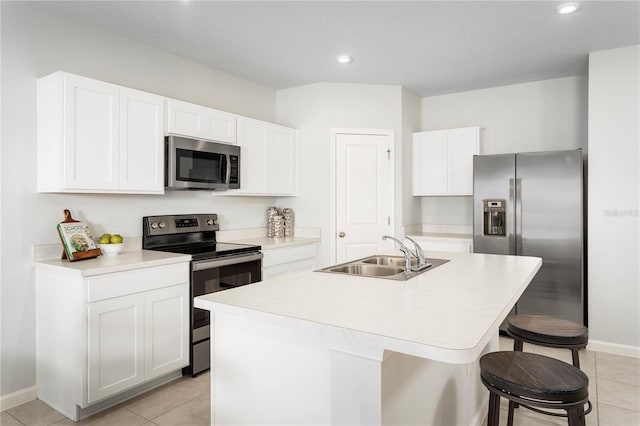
{"left": 165, "top": 135, "right": 240, "bottom": 190}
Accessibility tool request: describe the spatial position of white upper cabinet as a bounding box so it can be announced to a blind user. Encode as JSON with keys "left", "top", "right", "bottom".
{"left": 412, "top": 126, "right": 480, "bottom": 196}
{"left": 119, "top": 88, "right": 164, "bottom": 191}
{"left": 37, "top": 72, "right": 164, "bottom": 194}
{"left": 234, "top": 116, "right": 297, "bottom": 196}
{"left": 165, "top": 98, "right": 237, "bottom": 144}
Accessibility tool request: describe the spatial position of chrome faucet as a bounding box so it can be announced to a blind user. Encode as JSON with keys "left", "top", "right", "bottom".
{"left": 382, "top": 235, "right": 432, "bottom": 272}
{"left": 405, "top": 236, "right": 427, "bottom": 268}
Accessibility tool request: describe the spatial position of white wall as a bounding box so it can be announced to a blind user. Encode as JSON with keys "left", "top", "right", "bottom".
{"left": 401, "top": 88, "right": 423, "bottom": 228}
{"left": 0, "top": 3, "right": 278, "bottom": 397}
{"left": 276, "top": 83, "right": 421, "bottom": 266}
{"left": 587, "top": 45, "right": 639, "bottom": 353}
{"left": 420, "top": 76, "right": 588, "bottom": 225}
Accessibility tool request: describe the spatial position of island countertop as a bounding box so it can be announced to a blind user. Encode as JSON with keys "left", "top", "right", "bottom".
{"left": 195, "top": 251, "right": 541, "bottom": 364}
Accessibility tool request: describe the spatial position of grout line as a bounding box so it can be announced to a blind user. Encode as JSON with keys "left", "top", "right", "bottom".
{"left": 5, "top": 411, "right": 26, "bottom": 426}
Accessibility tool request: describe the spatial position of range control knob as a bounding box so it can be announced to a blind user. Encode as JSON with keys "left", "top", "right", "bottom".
{"left": 159, "top": 221, "right": 166, "bottom": 229}
{"left": 207, "top": 219, "right": 214, "bottom": 226}
{"left": 150, "top": 222, "right": 158, "bottom": 229}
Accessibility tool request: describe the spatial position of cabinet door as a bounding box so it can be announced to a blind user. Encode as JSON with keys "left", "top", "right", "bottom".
{"left": 412, "top": 130, "right": 447, "bottom": 195}
{"left": 236, "top": 117, "right": 268, "bottom": 193}
{"left": 119, "top": 88, "right": 164, "bottom": 193}
{"left": 63, "top": 74, "right": 119, "bottom": 190}
{"left": 87, "top": 294, "right": 145, "bottom": 403}
{"left": 145, "top": 285, "right": 189, "bottom": 380}
{"left": 447, "top": 127, "right": 478, "bottom": 195}
{"left": 235, "top": 117, "right": 297, "bottom": 195}
{"left": 166, "top": 99, "right": 237, "bottom": 144}
{"left": 268, "top": 126, "right": 296, "bottom": 194}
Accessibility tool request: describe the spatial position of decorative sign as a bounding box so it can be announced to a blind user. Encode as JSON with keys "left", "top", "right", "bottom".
{"left": 57, "top": 209, "right": 101, "bottom": 261}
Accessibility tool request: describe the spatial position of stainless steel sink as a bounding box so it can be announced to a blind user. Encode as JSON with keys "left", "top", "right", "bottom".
{"left": 328, "top": 263, "right": 404, "bottom": 277}
{"left": 360, "top": 255, "right": 417, "bottom": 268}
{"left": 316, "top": 255, "right": 449, "bottom": 281}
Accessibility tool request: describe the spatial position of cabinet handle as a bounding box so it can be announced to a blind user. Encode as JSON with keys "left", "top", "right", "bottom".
{"left": 338, "top": 232, "right": 345, "bottom": 238}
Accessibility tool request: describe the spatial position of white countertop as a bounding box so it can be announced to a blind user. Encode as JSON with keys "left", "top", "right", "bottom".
{"left": 195, "top": 251, "right": 541, "bottom": 363}
{"left": 221, "top": 236, "right": 321, "bottom": 250}
{"left": 34, "top": 250, "right": 191, "bottom": 276}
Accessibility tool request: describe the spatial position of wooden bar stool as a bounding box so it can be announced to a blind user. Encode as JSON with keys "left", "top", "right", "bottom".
{"left": 506, "top": 314, "right": 588, "bottom": 368}
{"left": 480, "top": 351, "right": 591, "bottom": 426}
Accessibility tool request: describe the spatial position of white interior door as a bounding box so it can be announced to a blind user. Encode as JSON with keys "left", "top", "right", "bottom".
{"left": 336, "top": 131, "right": 394, "bottom": 262}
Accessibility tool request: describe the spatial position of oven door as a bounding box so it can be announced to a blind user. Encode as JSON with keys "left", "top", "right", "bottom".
{"left": 191, "top": 252, "right": 263, "bottom": 337}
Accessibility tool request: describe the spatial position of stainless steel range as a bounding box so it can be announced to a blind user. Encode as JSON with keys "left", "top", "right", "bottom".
{"left": 142, "top": 214, "right": 262, "bottom": 376}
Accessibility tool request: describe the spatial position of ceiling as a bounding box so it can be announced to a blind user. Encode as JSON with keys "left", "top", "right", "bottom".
{"left": 37, "top": 1, "right": 639, "bottom": 97}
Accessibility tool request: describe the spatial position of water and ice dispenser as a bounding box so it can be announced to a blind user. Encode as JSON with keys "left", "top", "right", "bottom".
{"left": 483, "top": 199, "right": 506, "bottom": 236}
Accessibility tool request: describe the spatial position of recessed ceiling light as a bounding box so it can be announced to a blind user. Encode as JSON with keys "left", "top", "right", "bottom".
{"left": 336, "top": 55, "right": 353, "bottom": 64}
{"left": 556, "top": 2, "right": 580, "bottom": 14}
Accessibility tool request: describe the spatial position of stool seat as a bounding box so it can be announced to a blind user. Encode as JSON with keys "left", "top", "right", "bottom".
{"left": 480, "top": 351, "right": 589, "bottom": 403}
{"left": 480, "top": 351, "right": 591, "bottom": 426}
{"left": 507, "top": 314, "right": 588, "bottom": 347}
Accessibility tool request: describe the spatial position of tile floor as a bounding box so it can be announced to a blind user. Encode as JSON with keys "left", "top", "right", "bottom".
{"left": 2, "top": 337, "right": 639, "bottom": 425}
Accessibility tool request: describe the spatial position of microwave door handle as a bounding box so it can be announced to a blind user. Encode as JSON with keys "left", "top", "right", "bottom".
{"left": 224, "top": 154, "right": 231, "bottom": 184}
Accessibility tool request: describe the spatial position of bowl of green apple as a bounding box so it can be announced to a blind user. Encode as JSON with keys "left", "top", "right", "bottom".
{"left": 97, "top": 233, "right": 124, "bottom": 256}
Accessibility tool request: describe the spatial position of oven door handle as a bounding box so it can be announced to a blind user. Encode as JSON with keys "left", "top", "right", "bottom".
{"left": 191, "top": 252, "right": 263, "bottom": 271}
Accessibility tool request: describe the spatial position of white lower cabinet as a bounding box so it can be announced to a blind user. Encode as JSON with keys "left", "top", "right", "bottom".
{"left": 408, "top": 236, "right": 473, "bottom": 253}
{"left": 262, "top": 243, "right": 319, "bottom": 279}
{"left": 36, "top": 261, "right": 189, "bottom": 420}
{"left": 87, "top": 293, "right": 145, "bottom": 403}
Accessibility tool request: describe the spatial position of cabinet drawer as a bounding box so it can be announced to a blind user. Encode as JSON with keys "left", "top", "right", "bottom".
{"left": 412, "top": 238, "right": 473, "bottom": 253}
{"left": 262, "top": 244, "right": 318, "bottom": 268}
{"left": 87, "top": 263, "right": 189, "bottom": 302}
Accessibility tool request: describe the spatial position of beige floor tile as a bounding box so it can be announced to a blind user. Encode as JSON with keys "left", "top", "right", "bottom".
{"left": 6, "top": 399, "right": 65, "bottom": 426}
{"left": 498, "top": 336, "right": 536, "bottom": 353}
{"left": 532, "top": 344, "right": 575, "bottom": 365}
{"left": 598, "top": 402, "right": 640, "bottom": 426}
{"left": 596, "top": 354, "right": 640, "bottom": 387}
{"left": 151, "top": 393, "right": 210, "bottom": 426}
{"left": 124, "top": 379, "right": 206, "bottom": 420}
{"left": 586, "top": 403, "right": 598, "bottom": 426}
{"left": 52, "top": 408, "right": 148, "bottom": 426}
{"left": 597, "top": 378, "right": 640, "bottom": 412}
{"left": 596, "top": 351, "right": 640, "bottom": 368}
{"left": 174, "top": 372, "right": 210, "bottom": 395}
{"left": 1, "top": 412, "right": 25, "bottom": 426}
{"left": 580, "top": 349, "right": 598, "bottom": 377}
{"left": 497, "top": 407, "right": 562, "bottom": 425}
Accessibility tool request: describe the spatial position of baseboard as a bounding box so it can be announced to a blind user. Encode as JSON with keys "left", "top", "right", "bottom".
{"left": 0, "top": 385, "right": 37, "bottom": 412}
{"left": 588, "top": 339, "right": 640, "bottom": 358}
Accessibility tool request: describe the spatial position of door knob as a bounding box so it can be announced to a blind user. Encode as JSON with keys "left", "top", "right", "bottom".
{"left": 338, "top": 232, "right": 345, "bottom": 238}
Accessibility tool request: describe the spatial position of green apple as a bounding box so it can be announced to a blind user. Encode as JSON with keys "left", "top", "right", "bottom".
{"left": 110, "top": 234, "right": 123, "bottom": 244}
{"left": 99, "top": 233, "right": 111, "bottom": 244}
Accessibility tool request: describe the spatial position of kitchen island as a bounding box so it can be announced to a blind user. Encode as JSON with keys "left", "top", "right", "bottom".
{"left": 195, "top": 251, "right": 541, "bottom": 425}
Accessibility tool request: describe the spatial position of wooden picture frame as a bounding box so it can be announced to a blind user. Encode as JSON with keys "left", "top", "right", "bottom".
{"left": 57, "top": 209, "right": 102, "bottom": 261}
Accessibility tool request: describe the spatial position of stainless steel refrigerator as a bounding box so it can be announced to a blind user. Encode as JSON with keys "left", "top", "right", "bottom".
{"left": 473, "top": 149, "right": 585, "bottom": 326}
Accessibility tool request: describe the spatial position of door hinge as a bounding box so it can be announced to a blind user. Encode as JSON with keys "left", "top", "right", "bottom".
{"left": 387, "top": 216, "right": 391, "bottom": 225}
{"left": 387, "top": 148, "right": 391, "bottom": 160}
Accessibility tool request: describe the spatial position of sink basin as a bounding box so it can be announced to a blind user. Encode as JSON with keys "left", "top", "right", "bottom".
{"left": 360, "top": 255, "right": 416, "bottom": 268}
{"left": 327, "top": 264, "right": 404, "bottom": 277}
{"left": 316, "top": 255, "right": 449, "bottom": 281}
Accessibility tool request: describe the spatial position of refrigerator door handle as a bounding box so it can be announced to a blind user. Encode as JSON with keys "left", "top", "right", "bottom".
{"left": 515, "top": 177, "right": 523, "bottom": 255}
{"left": 509, "top": 178, "right": 516, "bottom": 254}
